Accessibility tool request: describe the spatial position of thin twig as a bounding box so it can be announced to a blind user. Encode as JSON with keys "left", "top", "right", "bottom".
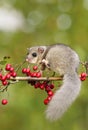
{"left": 15, "top": 60, "right": 26, "bottom": 72}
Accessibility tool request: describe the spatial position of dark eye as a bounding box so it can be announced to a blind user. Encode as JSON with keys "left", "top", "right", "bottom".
{"left": 32, "top": 52, "right": 37, "bottom": 57}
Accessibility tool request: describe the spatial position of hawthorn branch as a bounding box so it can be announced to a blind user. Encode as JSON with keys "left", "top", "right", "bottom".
{"left": 10, "top": 73, "right": 88, "bottom": 83}
{"left": 11, "top": 76, "right": 63, "bottom": 82}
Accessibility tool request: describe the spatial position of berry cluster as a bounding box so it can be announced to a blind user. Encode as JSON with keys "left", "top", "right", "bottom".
{"left": 34, "top": 81, "right": 54, "bottom": 105}
{"left": 0, "top": 64, "right": 17, "bottom": 86}
{"left": 0, "top": 64, "right": 17, "bottom": 105}
{"left": 22, "top": 66, "right": 54, "bottom": 105}
{"left": 22, "top": 66, "right": 41, "bottom": 78}
{"left": 80, "top": 72, "right": 87, "bottom": 81}
{"left": 1, "top": 63, "right": 87, "bottom": 106}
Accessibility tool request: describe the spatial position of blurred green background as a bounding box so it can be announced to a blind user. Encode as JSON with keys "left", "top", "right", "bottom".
{"left": 0, "top": 0, "right": 88, "bottom": 130}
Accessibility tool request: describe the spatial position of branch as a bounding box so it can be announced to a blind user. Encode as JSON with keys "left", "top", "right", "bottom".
{"left": 11, "top": 76, "right": 63, "bottom": 81}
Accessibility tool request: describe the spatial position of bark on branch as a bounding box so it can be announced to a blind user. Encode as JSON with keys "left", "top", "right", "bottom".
{"left": 11, "top": 76, "right": 63, "bottom": 81}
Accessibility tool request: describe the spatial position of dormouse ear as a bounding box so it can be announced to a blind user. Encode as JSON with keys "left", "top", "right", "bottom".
{"left": 38, "top": 46, "right": 46, "bottom": 54}
{"left": 27, "top": 48, "right": 32, "bottom": 51}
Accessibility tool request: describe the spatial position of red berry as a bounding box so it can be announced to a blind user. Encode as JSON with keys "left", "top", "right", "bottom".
{"left": 47, "top": 96, "right": 52, "bottom": 101}
{"left": 39, "top": 84, "right": 45, "bottom": 90}
{"left": 24, "top": 68, "right": 31, "bottom": 76}
{"left": 80, "top": 76, "right": 86, "bottom": 81}
{"left": 31, "top": 72, "right": 37, "bottom": 77}
{"left": 42, "top": 81, "right": 47, "bottom": 87}
{"left": 80, "top": 72, "right": 87, "bottom": 81}
{"left": 33, "top": 66, "right": 38, "bottom": 71}
{"left": 30, "top": 72, "right": 35, "bottom": 77}
{"left": 48, "top": 90, "right": 54, "bottom": 96}
{"left": 26, "top": 68, "right": 30, "bottom": 73}
{"left": 5, "top": 64, "right": 11, "bottom": 71}
{"left": 44, "top": 99, "right": 49, "bottom": 105}
{"left": 1, "top": 75, "right": 6, "bottom": 81}
{"left": 10, "top": 67, "right": 14, "bottom": 72}
{"left": 11, "top": 72, "right": 17, "bottom": 77}
{"left": 49, "top": 84, "right": 54, "bottom": 89}
{"left": 6, "top": 73, "right": 11, "bottom": 79}
{"left": 34, "top": 84, "right": 39, "bottom": 88}
{"left": 22, "top": 68, "right": 27, "bottom": 73}
{"left": 45, "top": 85, "right": 51, "bottom": 92}
{"left": 81, "top": 72, "right": 87, "bottom": 77}
{"left": 26, "top": 72, "right": 31, "bottom": 76}
{"left": 1, "top": 99, "right": 8, "bottom": 105}
{"left": 34, "top": 82, "right": 41, "bottom": 88}
{"left": 36, "top": 72, "right": 41, "bottom": 78}
{"left": 2, "top": 80, "right": 8, "bottom": 86}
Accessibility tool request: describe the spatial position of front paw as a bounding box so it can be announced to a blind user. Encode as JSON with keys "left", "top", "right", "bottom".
{"left": 42, "top": 59, "right": 50, "bottom": 68}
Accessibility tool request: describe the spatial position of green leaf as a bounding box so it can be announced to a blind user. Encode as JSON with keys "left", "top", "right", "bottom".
{"left": 0, "top": 60, "right": 7, "bottom": 65}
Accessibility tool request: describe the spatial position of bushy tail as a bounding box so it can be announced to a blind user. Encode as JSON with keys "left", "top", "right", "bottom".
{"left": 46, "top": 72, "right": 81, "bottom": 121}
